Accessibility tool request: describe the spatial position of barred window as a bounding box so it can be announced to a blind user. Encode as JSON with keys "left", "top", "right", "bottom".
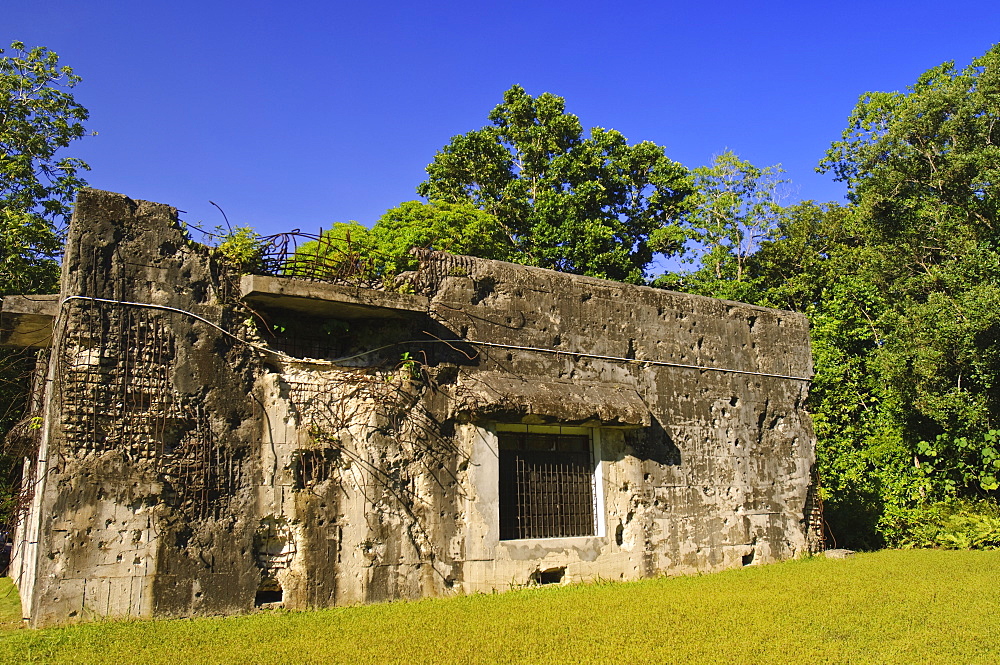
{"left": 498, "top": 431, "right": 598, "bottom": 540}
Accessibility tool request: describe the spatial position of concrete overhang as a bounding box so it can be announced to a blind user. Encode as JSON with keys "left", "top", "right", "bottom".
{"left": 240, "top": 274, "right": 429, "bottom": 320}
{"left": 0, "top": 294, "right": 58, "bottom": 348}
{"left": 455, "top": 372, "right": 651, "bottom": 428}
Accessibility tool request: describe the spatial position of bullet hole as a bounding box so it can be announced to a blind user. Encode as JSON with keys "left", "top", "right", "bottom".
{"left": 730, "top": 396, "right": 739, "bottom": 407}
{"left": 471, "top": 276, "right": 495, "bottom": 305}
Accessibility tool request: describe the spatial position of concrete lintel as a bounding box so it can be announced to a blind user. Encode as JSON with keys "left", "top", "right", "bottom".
{"left": 240, "top": 274, "right": 429, "bottom": 320}
{"left": 0, "top": 294, "right": 59, "bottom": 348}
{"left": 459, "top": 372, "right": 651, "bottom": 427}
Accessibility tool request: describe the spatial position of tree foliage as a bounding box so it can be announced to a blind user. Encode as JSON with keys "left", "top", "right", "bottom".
{"left": 418, "top": 85, "right": 693, "bottom": 283}
{"left": 820, "top": 44, "right": 1000, "bottom": 497}
{"left": 654, "top": 45, "right": 1000, "bottom": 548}
{"left": 1, "top": 41, "right": 90, "bottom": 527}
{"left": 653, "top": 151, "right": 787, "bottom": 302}
{"left": 708, "top": 45, "right": 1000, "bottom": 548}
{"left": 821, "top": 44, "right": 999, "bottom": 244}
{"left": 1, "top": 40, "right": 90, "bottom": 295}
{"left": 293, "top": 200, "right": 509, "bottom": 283}
{"left": 364, "top": 200, "right": 511, "bottom": 275}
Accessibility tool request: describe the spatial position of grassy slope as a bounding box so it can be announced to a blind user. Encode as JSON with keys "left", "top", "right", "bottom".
{"left": 1, "top": 549, "right": 997, "bottom": 664}
{"left": 0, "top": 577, "right": 21, "bottom": 630}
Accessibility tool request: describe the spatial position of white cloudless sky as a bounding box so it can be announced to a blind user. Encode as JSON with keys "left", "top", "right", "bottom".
{"left": 6, "top": 1, "right": 1000, "bottom": 240}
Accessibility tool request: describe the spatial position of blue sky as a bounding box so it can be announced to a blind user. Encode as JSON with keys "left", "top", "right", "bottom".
{"left": 6, "top": 1, "right": 1000, "bottom": 239}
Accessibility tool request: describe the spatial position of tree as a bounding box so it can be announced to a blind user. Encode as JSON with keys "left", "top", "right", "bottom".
{"left": 725, "top": 45, "right": 1000, "bottom": 548}
{"left": 747, "top": 202, "right": 904, "bottom": 548}
{"left": 364, "top": 200, "right": 512, "bottom": 275}
{"left": 418, "top": 85, "right": 693, "bottom": 283}
{"left": 1, "top": 41, "right": 90, "bottom": 527}
{"left": 291, "top": 201, "right": 509, "bottom": 282}
{"left": 821, "top": 44, "right": 999, "bottom": 246}
{"left": 653, "top": 152, "right": 787, "bottom": 301}
{"left": 820, "top": 44, "right": 1000, "bottom": 501}
{"left": 1, "top": 40, "right": 90, "bottom": 295}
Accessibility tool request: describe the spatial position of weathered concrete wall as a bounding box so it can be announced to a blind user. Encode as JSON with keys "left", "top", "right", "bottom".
{"left": 415, "top": 253, "right": 817, "bottom": 582}
{"left": 17, "top": 190, "right": 261, "bottom": 626}
{"left": 14, "top": 189, "right": 818, "bottom": 626}
{"left": 248, "top": 251, "right": 817, "bottom": 600}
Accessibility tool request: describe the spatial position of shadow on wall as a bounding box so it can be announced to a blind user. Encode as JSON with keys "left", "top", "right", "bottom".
{"left": 624, "top": 416, "right": 681, "bottom": 466}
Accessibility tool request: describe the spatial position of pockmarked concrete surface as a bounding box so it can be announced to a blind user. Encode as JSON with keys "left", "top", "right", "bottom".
{"left": 7, "top": 189, "right": 821, "bottom": 627}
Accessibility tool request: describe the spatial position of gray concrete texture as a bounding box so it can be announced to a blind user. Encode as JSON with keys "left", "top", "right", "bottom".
{"left": 10, "top": 189, "right": 821, "bottom": 627}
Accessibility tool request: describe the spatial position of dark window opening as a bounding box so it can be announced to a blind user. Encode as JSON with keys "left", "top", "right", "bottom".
{"left": 532, "top": 567, "right": 566, "bottom": 585}
{"left": 261, "top": 313, "right": 352, "bottom": 360}
{"left": 255, "top": 577, "right": 283, "bottom": 606}
{"left": 499, "top": 432, "right": 597, "bottom": 540}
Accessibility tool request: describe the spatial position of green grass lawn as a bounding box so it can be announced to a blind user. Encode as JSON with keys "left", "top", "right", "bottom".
{"left": 1, "top": 549, "right": 998, "bottom": 664}
{"left": 0, "top": 577, "right": 21, "bottom": 631}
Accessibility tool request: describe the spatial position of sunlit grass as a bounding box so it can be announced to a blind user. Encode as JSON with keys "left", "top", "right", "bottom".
{"left": 1, "top": 549, "right": 998, "bottom": 664}
{"left": 0, "top": 576, "right": 22, "bottom": 630}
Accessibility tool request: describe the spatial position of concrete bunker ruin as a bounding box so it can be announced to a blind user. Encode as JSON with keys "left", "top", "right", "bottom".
{"left": 4, "top": 189, "right": 821, "bottom": 627}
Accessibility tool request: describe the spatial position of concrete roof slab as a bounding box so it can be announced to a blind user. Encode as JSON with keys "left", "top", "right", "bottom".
{"left": 0, "top": 294, "right": 58, "bottom": 348}
{"left": 240, "top": 275, "right": 429, "bottom": 320}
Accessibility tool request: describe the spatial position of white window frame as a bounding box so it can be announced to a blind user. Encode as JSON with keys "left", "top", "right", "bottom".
{"left": 494, "top": 423, "right": 606, "bottom": 540}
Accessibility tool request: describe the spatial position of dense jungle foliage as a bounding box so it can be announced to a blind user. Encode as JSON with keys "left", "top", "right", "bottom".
{"left": 684, "top": 45, "right": 1000, "bottom": 548}
{"left": 2, "top": 40, "right": 998, "bottom": 549}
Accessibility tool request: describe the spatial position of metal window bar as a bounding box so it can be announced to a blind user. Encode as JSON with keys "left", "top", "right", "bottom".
{"left": 499, "top": 433, "right": 597, "bottom": 540}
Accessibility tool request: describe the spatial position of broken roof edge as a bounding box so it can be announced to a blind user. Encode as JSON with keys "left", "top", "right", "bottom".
{"left": 409, "top": 248, "right": 808, "bottom": 322}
